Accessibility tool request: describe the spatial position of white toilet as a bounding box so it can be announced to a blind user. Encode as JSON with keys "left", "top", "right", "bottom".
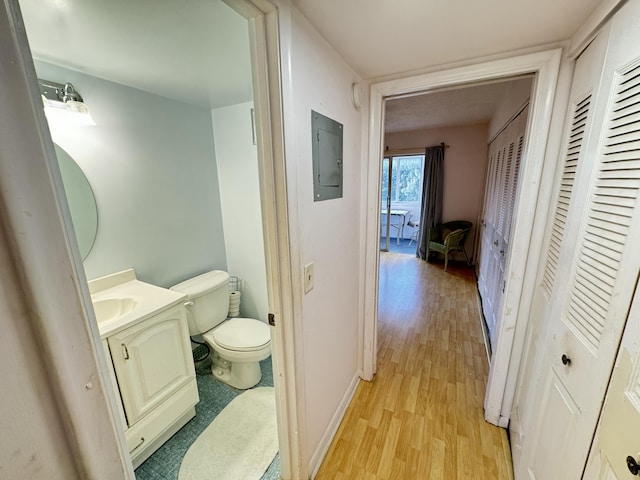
{"left": 170, "top": 270, "right": 271, "bottom": 389}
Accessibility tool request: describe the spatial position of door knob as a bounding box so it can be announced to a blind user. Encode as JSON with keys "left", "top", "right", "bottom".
{"left": 627, "top": 455, "right": 640, "bottom": 475}
{"left": 561, "top": 354, "right": 571, "bottom": 366}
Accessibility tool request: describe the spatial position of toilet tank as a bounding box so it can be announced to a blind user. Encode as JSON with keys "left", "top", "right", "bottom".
{"left": 170, "top": 270, "right": 229, "bottom": 336}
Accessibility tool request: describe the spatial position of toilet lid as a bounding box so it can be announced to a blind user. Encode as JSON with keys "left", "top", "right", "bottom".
{"left": 211, "top": 318, "right": 271, "bottom": 352}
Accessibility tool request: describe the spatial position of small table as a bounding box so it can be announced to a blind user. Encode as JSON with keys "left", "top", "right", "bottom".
{"left": 381, "top": 209, "right": 410, "bottom": 245}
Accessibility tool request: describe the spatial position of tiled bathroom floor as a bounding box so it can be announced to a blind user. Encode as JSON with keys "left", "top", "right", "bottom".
{"left": 134, "top": 356, "right": 279, "bottom": 480}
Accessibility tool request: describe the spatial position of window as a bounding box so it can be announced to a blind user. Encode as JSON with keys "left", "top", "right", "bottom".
{"left": 381, "top": 155, "right": 424, "bottom": 204}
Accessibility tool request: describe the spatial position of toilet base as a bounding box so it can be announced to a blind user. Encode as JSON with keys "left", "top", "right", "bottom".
{"left": 210, "top": 351, "right": 262, "bottom": 389}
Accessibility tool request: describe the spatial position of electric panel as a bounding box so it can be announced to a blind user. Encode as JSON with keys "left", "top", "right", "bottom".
{"left": 312, "top": 110, "right": 343, "bottom": 201}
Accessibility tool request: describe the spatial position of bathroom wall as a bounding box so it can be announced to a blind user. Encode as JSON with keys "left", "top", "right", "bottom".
{"left": 35, "top": 61, "right": 228, "bottom": 288}
{"left": 285, "top": 6, "right": 365, "bottom": 471}
{"left": 211, "top": 102, "right": 269, "bottom": 322}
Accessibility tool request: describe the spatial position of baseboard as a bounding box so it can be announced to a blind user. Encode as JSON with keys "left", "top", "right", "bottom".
{"left": 498, "top": 415, "right": 510, "bottom": 429}
{"left": 309, "top": 374, "right": 360, "bottom": 479}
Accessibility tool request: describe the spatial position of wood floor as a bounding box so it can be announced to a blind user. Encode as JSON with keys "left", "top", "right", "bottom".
{"left": 315, "top": 253, "right": 513, "bottom": 479}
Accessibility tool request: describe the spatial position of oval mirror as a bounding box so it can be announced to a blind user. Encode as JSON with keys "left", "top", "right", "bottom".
{"left": 54, "top": 144, "right": 98, "bottom": 260}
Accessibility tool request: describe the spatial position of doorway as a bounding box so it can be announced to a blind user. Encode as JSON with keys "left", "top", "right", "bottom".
{"left": 1, "top": 0, "right": 299, "bottom": 478}
{"left": 362, "top": 50, "right": 562, "bottom": 429}
{"left": 19, "top": 0, "right": 280, "bottom": 476}
{"left": 376, "top": 75, "right": 532, "bottom": 380}
{"left": 380, "top": 154, "right": 424, "bottom": 254}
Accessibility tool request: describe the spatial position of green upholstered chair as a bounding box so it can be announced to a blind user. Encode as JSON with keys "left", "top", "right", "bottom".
{"left": 427, "top": 220, "right": 472, "bottom": 271}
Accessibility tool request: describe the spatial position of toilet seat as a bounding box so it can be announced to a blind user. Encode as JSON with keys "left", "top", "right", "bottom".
{"left": 206, "top": 318, "right": 270, "bottom": 352}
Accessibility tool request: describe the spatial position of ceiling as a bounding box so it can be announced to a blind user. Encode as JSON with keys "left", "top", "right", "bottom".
{"left": 19, "top": 0, "right": 253, "bottom": 109}
{"left": 292, "top": 0, "right": 604, "bottom": 80}
{"left": 18, "top": 0, "right": 604, "bottom": 130}
{"left": 384, "top": 77, "right": 533, "bottom": 132}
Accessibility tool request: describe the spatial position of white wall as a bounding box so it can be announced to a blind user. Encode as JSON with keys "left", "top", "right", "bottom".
{"left": 488, "top": 77, "right": 534, "bottom": 139}
{"left": 0, "top": 236, "right": 90, "bottom": 479}
{"left": 35, "top": 61, "right": 227, "bottom": 288}
{"left": 384, "top": 123, "right": 490, "bottom": 259}
{"left": 285, "top": 7, "right": 364, "bottom": 469}
{"left": 212, "top": 102, "right": 269, "bottom": 322}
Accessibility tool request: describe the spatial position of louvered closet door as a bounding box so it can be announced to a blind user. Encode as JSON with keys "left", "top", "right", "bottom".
{"left": 510, "top": 25, "right": 608, "bottom": 475}
{"left": 510, "top": 89, "right": 598, "bottom": 473}
{"left": 492, "top": 110, "right": 527, "bottom": 353}
{"left": 516, "top": 4, "right": 640, "bottom": 477}
{"left": 540, "top": 94, "right": 592, "bottom": 294}
{"left": 478, "top": 107, "right": 528, "bottom": 352}
{"left": 477, "top": 146, "right": 497, "bottom": 302}
{"left": 485, "top": 143, "right": 506, "bottom": 340}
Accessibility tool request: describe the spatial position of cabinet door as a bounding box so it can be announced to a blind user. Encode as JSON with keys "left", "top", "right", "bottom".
{"left": 108, "top": 305, "right": 195, "bottom": 425}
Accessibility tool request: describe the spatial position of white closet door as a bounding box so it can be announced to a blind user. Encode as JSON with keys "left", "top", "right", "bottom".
{"left": 478, "top": 146, "right": 497, "bottom": 303}
{"left": 478, "top": 107, "right": 528, "bottom": 352}
{"left": 510, "top": 24, "right": 609, "bottom": 473}
{"left": 583, "top": 275, "right": 640, "bottom": 479}
{"left": 493, "top": 112, "right": 527, "bottom": 355}
{"left": 513, "top": 1, "right": 640, "bottom": 476}
{"left": 484, "top": 143, "right": 505, "bottom": 341}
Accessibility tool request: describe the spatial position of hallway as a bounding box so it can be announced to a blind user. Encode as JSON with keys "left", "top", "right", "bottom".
{"left": 315, "top": 253, "right": 513, "bottom": 479}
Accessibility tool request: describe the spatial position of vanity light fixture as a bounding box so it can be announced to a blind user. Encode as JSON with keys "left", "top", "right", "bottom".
{"left": 38, "top": 79, "right": 96, "bottom": 126}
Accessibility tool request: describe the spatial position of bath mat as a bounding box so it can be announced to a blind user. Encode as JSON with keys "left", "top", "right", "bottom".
{"left": 178, "top": 386, "right": 278, "bottom": 480}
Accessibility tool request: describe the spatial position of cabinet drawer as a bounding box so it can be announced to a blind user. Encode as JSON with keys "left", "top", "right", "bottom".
{"left": 125, "top": 379, "right": 198, "bottom": 466}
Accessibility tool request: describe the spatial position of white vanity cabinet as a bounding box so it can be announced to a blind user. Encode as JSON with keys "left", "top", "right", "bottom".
{"left": 105, "top": 303, "right": 199, "bottom": 468}
{"left": 90, "top": 268, "right": 199, "bottom": 468}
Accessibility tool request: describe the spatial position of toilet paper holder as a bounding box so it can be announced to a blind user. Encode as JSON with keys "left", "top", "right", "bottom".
{"left": 228, "top": 275, "right": 241, "bottom": 293}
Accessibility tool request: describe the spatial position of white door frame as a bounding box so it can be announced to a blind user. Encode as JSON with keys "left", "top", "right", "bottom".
{"left": 226, "top": 0, "right": 307, "bottom": 477}
{"left": 1, "top": 0, "right": 304, "bottom": 479}
{"left": 0, "top": 3, "right": 133, "bottom": 477}
{"left": 361, "top": 49, "right": 563, "bottom": 426}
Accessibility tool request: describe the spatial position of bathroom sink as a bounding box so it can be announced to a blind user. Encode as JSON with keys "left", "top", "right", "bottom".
{"left": 92, "top": 297, "right": 137, "bottom": 324}
{"left": 89, "top": 268, "right": 188, "bottom": 337}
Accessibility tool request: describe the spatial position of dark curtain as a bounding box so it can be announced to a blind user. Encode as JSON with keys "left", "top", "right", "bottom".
{"left": 417, "top": 145, "right": 445, "bottom": 260}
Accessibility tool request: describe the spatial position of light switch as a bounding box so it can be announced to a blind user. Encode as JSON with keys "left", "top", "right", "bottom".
{"left": 304, "top": 262, "right": 314, "bottom": 294}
